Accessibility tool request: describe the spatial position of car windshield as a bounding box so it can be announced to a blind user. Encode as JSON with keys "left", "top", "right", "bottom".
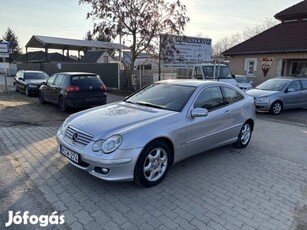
{"left": 125, "top": 83, "right": 196, "bottom": 112}
{"left": 24, "top": 72, "right": 49, "bottom": 80}
{"left": 256, "top": 79, "right": 290, "bottom": 91}
{"left": 202, "top": 66, "right": 233, "bottom": 79}
{"left": 236, "top": 77, "right": 249, "bottom": 83}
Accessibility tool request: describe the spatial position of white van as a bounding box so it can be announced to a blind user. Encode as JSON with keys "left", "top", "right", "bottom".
{"left": 191, "top": 63, "right": 239, "bottom": 87}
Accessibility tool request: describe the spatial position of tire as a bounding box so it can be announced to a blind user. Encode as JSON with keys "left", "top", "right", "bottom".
{"left": 270, "top": 101, "right": 282, "bottom": 115}
{"left": 59, "top": 96, "right": 69, "bottom": 112}
{"left": 14, "top": 83, "right": 18, "bottom": 92}
{"left": 38, "top": 92, "right": 46, "bottom": 104}
{"left": 134, "top": 140, "right": 171, "bottom": 187}
{"left": 25, "top": 87, "right": 30, "bottom": 96}
{"left": 234, "top": 122, "right": 252, "bottom": 148}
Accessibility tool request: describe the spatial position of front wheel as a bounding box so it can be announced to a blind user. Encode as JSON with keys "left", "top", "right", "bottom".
{"left": 234, "top": 122, "right": 252, "bottom": 148}
{"left": 25, "top": 87, "right": 30, "bottom": 96}
{"left": 134, "top": 140, "right": 171, "bottom": 187}
{"left": 38, "top": 92, "right": 46, "bottom": 104}
{"left": 270, "top": 101, "right": 282, "bottom": 115}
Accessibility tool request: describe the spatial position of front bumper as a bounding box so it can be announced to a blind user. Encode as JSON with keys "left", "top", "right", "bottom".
{"left": 56, "top": 131, "right": 142, "bottom": 182}
{"left": 254, "top": 101, "right": 271, "bottom": 111}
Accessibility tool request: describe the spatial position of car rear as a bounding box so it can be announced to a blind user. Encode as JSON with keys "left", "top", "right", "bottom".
{"left": 65, "top": 73, "right": 107, "bottom": 108}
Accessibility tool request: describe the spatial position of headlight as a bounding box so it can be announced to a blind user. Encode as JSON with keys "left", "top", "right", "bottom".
{"left": 28, "top": 84, "right": 38, "bottom": 88}
{"left": 59, "top": 117, "right": 70, "bottom": 135}
{"left": 93, "top": 135, "right": 122, "bottom": 154}
{"left": 255, "top": 96, "right": 269, "bottom": 103}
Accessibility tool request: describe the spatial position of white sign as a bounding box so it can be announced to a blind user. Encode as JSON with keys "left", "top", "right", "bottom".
{"left": 0, "top": 42, "right": 9, "bottom": 58}
{"left": 161, "top": 35, "right": 211, "bottom": 65}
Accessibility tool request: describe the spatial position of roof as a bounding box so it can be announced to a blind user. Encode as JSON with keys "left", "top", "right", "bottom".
{"left": 15, "top": 51, "right": 76, "bottom": 63}
{"left": 223, "top": 21, "right": 307, "bottom": 56}
{"left": 274, "top": 0, "right": 307, "bottom": 21}
{"left": 26, "top": 35, "right": 128, "bottom": 51}
{"left": 80, "top": 50, "right": 105, "bottom": 63}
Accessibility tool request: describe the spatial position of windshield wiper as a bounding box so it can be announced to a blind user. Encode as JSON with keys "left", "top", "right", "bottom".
{"left": 135, "top": 101, "right": 165, "bottom": 109}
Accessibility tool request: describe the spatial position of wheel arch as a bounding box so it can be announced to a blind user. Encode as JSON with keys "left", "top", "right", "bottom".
{"left": 142, "top": 137, "right": 175, "bottom": 166}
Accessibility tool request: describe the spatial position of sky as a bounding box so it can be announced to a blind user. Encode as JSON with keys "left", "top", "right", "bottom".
{"left": 0, "top": 0, "right": 303, "bottom": 53}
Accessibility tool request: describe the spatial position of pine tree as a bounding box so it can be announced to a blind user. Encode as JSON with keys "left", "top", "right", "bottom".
{"left": 2, "top": 28, "right": 22, "bottom": 61}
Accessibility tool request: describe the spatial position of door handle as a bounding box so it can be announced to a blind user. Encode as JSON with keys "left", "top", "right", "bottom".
{"left": 224, "top": 110, "right": 231, "bottom": 115}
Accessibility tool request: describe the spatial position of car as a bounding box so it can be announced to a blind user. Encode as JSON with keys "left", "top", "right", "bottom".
{"left": 234, "top": 75, "right": 253, "bottom": 91}
{"left": 14, "top": 70, "right": 49, "bottom": 96}
{"left": 56, "top": 79, "right": 255, "bottom": 187}
{"left": 39, "top": 72, "right": 107, "bottom": 112}
{"left": 246, "top": 77, "right": 307, "bottom": 115}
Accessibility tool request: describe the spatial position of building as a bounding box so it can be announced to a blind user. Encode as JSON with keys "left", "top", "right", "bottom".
{"left": 80, "top": 50, "right": 115, "bottom": 63}
{"left": 223, "top": 0, "right": 307, "bottom": 85}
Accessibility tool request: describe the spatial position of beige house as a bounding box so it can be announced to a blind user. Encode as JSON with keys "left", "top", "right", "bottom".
{"left": 224, "top": 0, "right": 307, "bottom": 86}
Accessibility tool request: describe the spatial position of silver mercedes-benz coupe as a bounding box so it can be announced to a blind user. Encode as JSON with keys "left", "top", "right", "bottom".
{"left": 56, "top": 80, "right": 256, "bottom": 187}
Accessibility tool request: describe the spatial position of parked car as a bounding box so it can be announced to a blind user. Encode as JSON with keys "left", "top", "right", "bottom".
{"left": 234, "top": 75, "right": 253, "bottom": 91}
{"left": 246, "top": 77, "right": 307, "bottom": 115}
{"left": 14, "top": 70, "right": 49, "bottom": 96}
{"left": 56, "top": 79, "right": 256, "bottom": 187}
{"left": 39, "top": 72, "right": 107, "bottom": 112}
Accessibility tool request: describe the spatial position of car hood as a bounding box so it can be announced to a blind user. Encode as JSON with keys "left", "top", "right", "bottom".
{"left": 246, "top": 88, "right": 278, "bottom": 98}
{"left": 25, "top": 79, "right": 46, "bottom": 85}
{"left": 68, "top": 101, "right": 176, "bottom": 139}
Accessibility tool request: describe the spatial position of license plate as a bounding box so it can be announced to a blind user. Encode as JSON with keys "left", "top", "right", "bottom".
{"left": 60, "top": 145, "right": 79, "bottom": 164}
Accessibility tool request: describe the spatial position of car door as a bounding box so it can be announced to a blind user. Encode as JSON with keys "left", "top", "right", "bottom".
{"left": 283, "top": 80, "right": 302, "bottom": 109}
{"left": 185, "top": 86, "right": 231, "bottom": 156}
{"left": 52, "top": 74, "right": 66, "bottom": 102}
{"left": 43, "top": 74, "right": 57, "bottom": 102}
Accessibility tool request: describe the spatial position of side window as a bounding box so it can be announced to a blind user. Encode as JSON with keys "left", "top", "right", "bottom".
{"left": 47, "top": 75, "right": 56, "bottom": 86}
{"left": 54, "top": 74, "right": 65, "bottom": 86}
{"left": 287, "top": 81, "right": 301, "bottom": 91}
{"left": 301, "top": 80, "right": 307, "bottom": 90}
{"left": 194, "top": 86, "right": 224, "bottom": 111}
{"left": 222, "top": 87, "right": 244, "bottom": 104}
{"left": 194, "top": 67, "right": 202, "bottom": 78}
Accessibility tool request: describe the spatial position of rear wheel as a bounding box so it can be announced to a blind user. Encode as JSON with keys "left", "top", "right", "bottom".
{"left": 134, "top": 140, "right": 171, "bottom": 187}
{"left": 234, "top": 122, "right": 252, "bottom": 148}
{"left": 59, "top": 96, "right": 69, "bottom": 112}
{"left": 270, "top": 101, "right": 282, "bottom": 115}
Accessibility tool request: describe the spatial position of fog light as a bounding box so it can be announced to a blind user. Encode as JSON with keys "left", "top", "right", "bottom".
{"left": 101, "top": 168, "right": 109, "bottom": 174}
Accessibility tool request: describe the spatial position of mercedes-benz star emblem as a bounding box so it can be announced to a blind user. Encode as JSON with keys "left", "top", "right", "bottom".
{"left": 72, "top": 132, "right": 79, "bottom": 141}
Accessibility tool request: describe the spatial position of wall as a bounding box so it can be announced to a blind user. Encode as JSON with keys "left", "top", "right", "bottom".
{"left": 228, "top": 52, "right": 307, "bottom": 86}
{"left": 17, "top": 62, "right": 120, "bottom": 89}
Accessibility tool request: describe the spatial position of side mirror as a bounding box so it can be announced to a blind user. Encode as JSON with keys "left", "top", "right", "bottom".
{"left": 249, "top": 81, "right": 253, "bottom": 84}
{"left": 18, "top": 77, "right": 23, "bottom": 81}
{"left": 232, "top": 74, "right": 236, "bottom": 79}
{"left": 190, "top": 108, "right": 209, "bottom": 118}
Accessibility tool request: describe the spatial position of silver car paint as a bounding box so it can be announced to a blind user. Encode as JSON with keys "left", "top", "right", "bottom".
{"left": 56, "top": 80, "right": 255, "bottom": 182}
{"left": 246, "top": 78, "right": 307, "bottom": 111}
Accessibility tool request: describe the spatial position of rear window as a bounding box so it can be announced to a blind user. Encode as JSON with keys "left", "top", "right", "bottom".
{"left": 71, "top": 75, "right": 102, "bottom": 85}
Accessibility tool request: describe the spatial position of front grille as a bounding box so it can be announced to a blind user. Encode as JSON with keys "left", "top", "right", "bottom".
{"left": 64, "top": 126, "right": 93, "bottom": 147}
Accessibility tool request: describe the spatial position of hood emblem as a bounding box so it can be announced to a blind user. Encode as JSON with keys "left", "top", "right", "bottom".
{"left": 72, "top": 132, "right": 79, "bottom": 141}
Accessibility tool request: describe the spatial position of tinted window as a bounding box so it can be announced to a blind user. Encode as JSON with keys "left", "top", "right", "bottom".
{"left": 222, "top": 87, "right": 244, "bottom": 104}
{"left": 71, "top": 75, "right": 102, "bottom": 85}
{"left": 24, "top": 72, "right": 48, "bottom": 80}
{"left": 194, "top": 86, "right": 224, "bottom": 111}
{"left": 302, "top": 80, "right": 307, "bottom": 90}
{"left": 54, "top": 74, "right": 65, "bottom": 86}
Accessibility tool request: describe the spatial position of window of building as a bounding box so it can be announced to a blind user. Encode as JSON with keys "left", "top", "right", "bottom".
{"left": 290, "top": 61, "right": 307, "bottom": 77}
{"left": 244, "top": 58, "right": 257, "bottom": 77}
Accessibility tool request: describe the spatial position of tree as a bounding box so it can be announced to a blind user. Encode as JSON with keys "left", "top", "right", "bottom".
{"left": 84, "top": 30, "right": 94, "bottom": 40}
{"left": 2, "top": 28, "right": 22, "bottom": 61}
{"left": 242, "top": 18, "right": 278, "bottom": 40}
{"left": 79, "top": 0, "right": 190, "bottom": 88}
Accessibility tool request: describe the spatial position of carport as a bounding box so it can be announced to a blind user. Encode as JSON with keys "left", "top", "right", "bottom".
{"left": 25, "top": 35, "right": 127, "bottom": 62}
